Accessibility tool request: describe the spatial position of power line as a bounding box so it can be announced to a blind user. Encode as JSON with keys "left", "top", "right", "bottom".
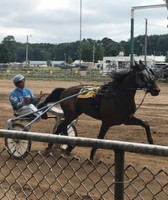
{"left": 148, "top": 22, "right": 167, "bottom": 28}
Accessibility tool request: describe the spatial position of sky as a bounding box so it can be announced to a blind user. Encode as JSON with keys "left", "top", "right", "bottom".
{"left": 0, "top": 0, "right": 167, "bottom": 44}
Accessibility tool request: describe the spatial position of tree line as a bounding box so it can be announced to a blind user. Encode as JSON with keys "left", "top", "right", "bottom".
{"left": 0, "top": 34, "right": 167, "bottom": 64}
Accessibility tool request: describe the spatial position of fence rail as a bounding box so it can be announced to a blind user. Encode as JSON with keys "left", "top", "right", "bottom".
{"left": 0, "top": 67, "right": 110, "bottom": 82}
{"left": 0, "top": 66, "right": 168, "bottom": 82}
{"left": 0, "top": 129, "right": 168, "bottom": 199}
{"left": 1, "top": 129, "right": 168, "bottom": 157}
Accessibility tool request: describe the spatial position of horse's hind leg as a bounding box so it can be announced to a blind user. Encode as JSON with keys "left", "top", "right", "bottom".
{"left": 46, "top": 121, "right": 66, "bottom": 152}
{"left": 54, "top": 121, "right": 75, "bottom": 154}
{"left": 66, "top": 145, "right": 75, "bottom": 155}
{"left": 124, "top": 116, "right": 153, "bottom": 144}
{"left": 47, "top": 113, "right": 79, "bottom": 155}
{"left": 62, "top": 112, "right": 81, "bottom": 155}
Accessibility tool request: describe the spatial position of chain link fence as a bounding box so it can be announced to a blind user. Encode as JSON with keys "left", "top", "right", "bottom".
{"left": 0, "top": 129, "right": 168, "bottom": 200}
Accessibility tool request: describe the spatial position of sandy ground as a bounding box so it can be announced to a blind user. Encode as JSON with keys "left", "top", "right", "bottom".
{"left": 1, "top": 79, "right": 168, "bottom": 162}
{"left": 1, "top": 79, "right": 168, "bottom": 199}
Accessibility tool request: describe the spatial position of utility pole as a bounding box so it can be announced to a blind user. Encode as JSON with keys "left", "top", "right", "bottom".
{"left": 144, "top": 18, "right": 148, "bottom": 65}
{"left": 79, "top": 0, "right": 82, "bottom": 68}
{"left": 164, "top": 0, "right": 168, "bottom": 9}
{"left": 25, "top": 35, "right": 31, "bottom": 67}
{"left": 64, "top": 53, "right": 67, "bottom": 67}
{"left": 92, "top": 42, "right": 96, "bottom": 68}
{"left": 130, "top": 3, "right": 167, "bottom": 65}
{"left": 25, "top": 35, "right": 29, "bottom": 67}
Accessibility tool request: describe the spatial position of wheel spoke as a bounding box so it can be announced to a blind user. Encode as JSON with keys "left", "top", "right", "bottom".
{"left": 5, "top": 124, "right": 31, "bottom": 159}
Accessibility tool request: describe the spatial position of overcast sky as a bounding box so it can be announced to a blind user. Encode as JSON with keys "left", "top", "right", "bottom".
{"left": 0, "top": 0, "right": 167, "bottom": 44}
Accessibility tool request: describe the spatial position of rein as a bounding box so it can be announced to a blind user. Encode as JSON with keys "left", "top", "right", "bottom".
{"left": 135, "top": 91, "right": 147, "bottom": 112}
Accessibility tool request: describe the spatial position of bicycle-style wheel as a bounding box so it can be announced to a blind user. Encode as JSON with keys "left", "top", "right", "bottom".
{"left": 5, "top": 123, "right": 31, "bottom": 159}
{"left": 52, "top": 121, "right": 78, "bottom": 150}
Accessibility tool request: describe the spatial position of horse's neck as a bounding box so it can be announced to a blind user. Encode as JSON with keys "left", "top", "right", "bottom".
{"left": 117, "top": 71, "right": 137, "bottom": 99}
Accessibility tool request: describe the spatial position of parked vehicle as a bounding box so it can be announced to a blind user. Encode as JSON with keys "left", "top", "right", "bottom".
{"left": 153, "top": 63, "right": 168, "bottom": 80}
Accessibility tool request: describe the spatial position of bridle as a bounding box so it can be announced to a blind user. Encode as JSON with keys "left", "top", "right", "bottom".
{"left": 134, "top": 67, "right": 156, "bottom": 111}
{"left": 135, "top": 91, "right": 148, "bottom": 112}
{"left": 136, "top": 67, "right": 155, "bottom": 89}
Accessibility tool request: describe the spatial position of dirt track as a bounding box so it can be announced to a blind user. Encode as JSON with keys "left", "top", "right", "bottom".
{"left": 1, "top": 79, "right": 168, "bottom": 199}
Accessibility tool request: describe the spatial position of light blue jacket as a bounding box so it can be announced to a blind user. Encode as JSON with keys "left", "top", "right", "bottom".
{"left": 9, "top": 88, "right": 38, "bottom": 110}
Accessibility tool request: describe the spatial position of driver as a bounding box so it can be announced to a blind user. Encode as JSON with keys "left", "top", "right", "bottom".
{"left": 9, "top": 74, "right": 43, "bottom": 117}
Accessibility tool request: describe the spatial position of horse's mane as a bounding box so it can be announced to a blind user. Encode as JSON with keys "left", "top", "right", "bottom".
{"left": 107, "top": 69, "right": 132, "bottom": 89}
{"left": 99, "top": 69, "right": 132, "bottom": 96}
{"left": 109, "top": 69, "right": 131, "bottom": 83}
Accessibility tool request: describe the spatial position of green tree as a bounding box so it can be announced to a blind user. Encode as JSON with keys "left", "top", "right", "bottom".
{"left": 0, "top": 34, "right": 167, "bottom": 64}
{"left": 0, "top": 35, "right": 17, "bottom": 63}
{"left": 81, "top": 39, "right": 93, "bottom": 62}
{"left": 80, "top": 39, "right": 104, "bottom": 62}
{"left": 68, "top": 56, "right": 73, "bottom": 64}
{"left": 0, "top": 44, "right": 9, "bottom": 63}
{"left": 101, "top": 37, "right": 124, "bottom": 56}
{"left": 16, "top": 43, "right": 26, "bottom": 62}
{"left": 47, "top": 60, "right": 52, "bottom": 67}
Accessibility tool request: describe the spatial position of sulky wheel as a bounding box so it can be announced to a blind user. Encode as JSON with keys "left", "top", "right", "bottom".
{"left": 5, "top": 123, "right": 31, "bottom": 159}
{"left": 52, "top": 120, "right": 78, "bottom": 151}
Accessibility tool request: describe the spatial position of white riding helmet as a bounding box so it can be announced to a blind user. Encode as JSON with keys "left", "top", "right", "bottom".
{"left": 13, "top": 74, "right": 25, "bottom": 85}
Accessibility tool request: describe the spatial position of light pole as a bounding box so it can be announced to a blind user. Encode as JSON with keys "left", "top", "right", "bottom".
{"left": 79, "top": 0, "right": 82, "bottom": 68}
{"left": 25, "top": 35, "right": 31, "bottom": 67}
{"left": 64, "top": 53, "right": 66, "bottom": 66}
{"left": 144, "top": 18, "right": 148, "bottom": 65}
{"left": 164, "top": 0, "right": 168, "bottom": 9}
{"left": 140, "top": 43, "right": 144, "bottom": 55}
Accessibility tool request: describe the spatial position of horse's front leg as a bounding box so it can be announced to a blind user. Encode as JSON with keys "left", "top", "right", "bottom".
{"left": 124, "top": 115, "right": 153, "bottom": 144}
{"left": 90, "top": 123, "right": 110, "bottom": 160}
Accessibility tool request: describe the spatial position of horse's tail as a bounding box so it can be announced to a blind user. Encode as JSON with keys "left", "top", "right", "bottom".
{"left": 44, "top": 87, "right": 65, "bottom": 104}
{"left": 37, "top": 88, "right": 65, "bottom": 119}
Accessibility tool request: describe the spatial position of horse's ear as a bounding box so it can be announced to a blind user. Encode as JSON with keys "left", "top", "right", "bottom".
{"left": 130, "top": 60, "right": 138, "bottom": 69}
{"left": 139, "top": 60, "right": 146, "bottom": 70}
{"left": 132, "top": 60, "right": 145, "bottom": 71}
{"left": 130, "top": 64, "right": 134, "bottom": 69}
{"left": 139, "top": 60, "right": 143, "bottom": 65}
{"left": 134, "top": 60, "right": 138, "bottom": 66}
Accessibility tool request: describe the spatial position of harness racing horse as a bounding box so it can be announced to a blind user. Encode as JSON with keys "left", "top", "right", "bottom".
{"left": 39, "top": 62, "right": 160, "bottom": 160}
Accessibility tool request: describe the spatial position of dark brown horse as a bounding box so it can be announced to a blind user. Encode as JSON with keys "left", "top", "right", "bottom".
{"left": 39, "top": 62, "right": 160, "bottom": 160}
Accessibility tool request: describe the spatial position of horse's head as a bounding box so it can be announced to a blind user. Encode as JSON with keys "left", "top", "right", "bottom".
{"left": 133, "top": 61, "right": 160, "bottom": 96}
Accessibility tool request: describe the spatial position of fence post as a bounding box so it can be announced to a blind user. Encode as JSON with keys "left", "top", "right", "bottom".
{"left": 114, "top": 150, "right": 125, "bottom": 200}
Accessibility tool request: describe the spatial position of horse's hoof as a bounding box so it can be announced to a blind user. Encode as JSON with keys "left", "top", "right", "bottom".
{"left": 58, "top": 146, "right": 67, "bottom": 152}
{"left": 45, "top": 147, "right": 52, "bottom": 156}
{"left": 54, "top": 144, "right": 61, "bottom": 149}
{"left": 149, "top": 140, "right": 154, "bottom": 144}
{"left": 85, "top": 158, "right": 94, "bottom": 165}
{"left": 66, "top": 151, "right": 71, "bottom": 156}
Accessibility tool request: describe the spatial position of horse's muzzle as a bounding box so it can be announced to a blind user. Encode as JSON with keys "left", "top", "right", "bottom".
{"left": 150, "top": 88, "right": 160, "bottom": 96}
